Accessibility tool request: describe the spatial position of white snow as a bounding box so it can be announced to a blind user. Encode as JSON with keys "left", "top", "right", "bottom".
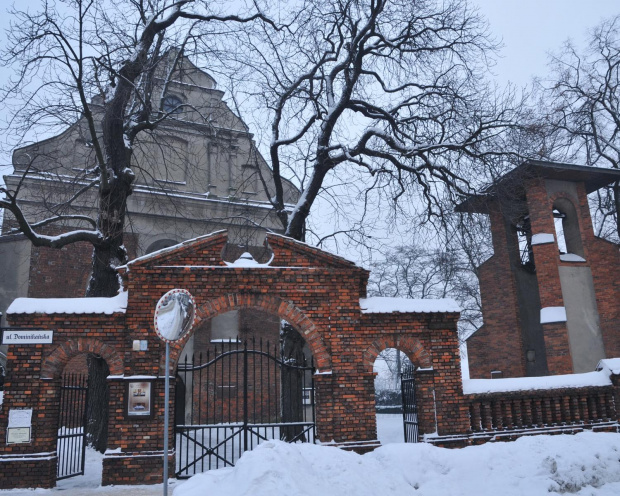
{"left": 560, "top": 253, "right": 586, "bottom": 262}
{"left": 174, "top": 432, "right": 620, "bottom": 496}
{"left": 597, "top": 358, "right": 620, "bottom": 375}
{"left": 360, "top": 297, "right": 460, "bottom": 314}
{"left": 224, "top": 252, "right": 272, "bottom": 268}
{"left": 463, "top": 369, "right": 612, "bottom": 394}
{"left": 541, "top": 306, "right": 567, "bottom": 324}
{"left": 6, "top": 291, "right": 128, "bottom": 315}
{"left": 531, "top": 233, "right": 555, "bottom": 245}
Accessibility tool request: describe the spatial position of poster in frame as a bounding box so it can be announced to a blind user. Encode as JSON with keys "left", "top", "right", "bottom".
{"left": 126, "top": 381, "right": 153, "bottom": 418}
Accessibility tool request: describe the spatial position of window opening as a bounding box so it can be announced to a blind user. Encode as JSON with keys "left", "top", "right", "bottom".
{"left": 553, "top": 209, "right": 567, "bottom": 254}
{"left": 162, "top": 94, "right": 183, "bottom": 114}
{"left": 515, "top": 216, "right": 535, "bottom": 272}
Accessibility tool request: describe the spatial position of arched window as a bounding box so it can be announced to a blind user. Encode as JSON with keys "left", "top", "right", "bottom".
{"left": 552, "top": 198, "right": 584, "bottom": 258}
{"left": 162, "top": 94, "right": 183, "bottom": 114}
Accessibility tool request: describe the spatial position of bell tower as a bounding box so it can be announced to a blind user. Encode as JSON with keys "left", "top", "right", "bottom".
{"left": 459, "top": 160, "right": 620, "bottom": 378}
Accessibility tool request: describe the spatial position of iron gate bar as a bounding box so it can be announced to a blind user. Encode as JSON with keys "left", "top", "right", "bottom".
{"left": 175, "top": 338, "right": 315, "bottom": 477}
{"left": 401, "top": 369, "right": 419, "bottom": 443}
{"left": 57, "top": 374, "right": 89, "bottom": 480}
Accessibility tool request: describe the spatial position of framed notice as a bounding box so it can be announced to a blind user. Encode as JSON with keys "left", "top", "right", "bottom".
{"left": 7, "top": 409, "right": 33, "bottom": 444}
{"left": 126, "top": 381, "right": 153, "bottom": 418}
{"left": 7, "top": 427, "right": 31, "bottom": 444}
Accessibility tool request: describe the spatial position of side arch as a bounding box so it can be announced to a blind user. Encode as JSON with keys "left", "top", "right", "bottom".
{"left": 41, "top": 338, "right": 124, "bottom": 379}
{"left": 167, "top": 293, "right": 332, "bottom": 372}
{"left": 362, "top": 336, "right": 432, "bottom": 373}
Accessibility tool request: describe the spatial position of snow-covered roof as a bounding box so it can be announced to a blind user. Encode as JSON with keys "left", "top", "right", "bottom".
{"left": 6, "top": 291, "right": 128, "bottom": 315}
{"left": 463, "top": 367, "right": 613, "bottom": 395}
{"left": 359, "top": 297, "right": 460, "bottom": 314}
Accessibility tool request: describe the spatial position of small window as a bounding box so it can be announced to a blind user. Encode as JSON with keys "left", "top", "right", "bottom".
{"left": 552, "top": 199, "right": 584, "bottom": 258}
{"left": 162, "top": 94, "right": 183, "bottom": 114}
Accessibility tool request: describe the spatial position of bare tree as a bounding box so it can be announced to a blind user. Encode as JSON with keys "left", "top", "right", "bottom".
{"left": 0, "top": 0, "right": 276, "bottom": 297}
{"left": 217, "top": 0, "right": 523, "bottom": 244}
{"left": 542, "top": 14, "right": 620, "bottom": 240}
{"left": 367, "top": 211, "right": 492, "bottom": 342}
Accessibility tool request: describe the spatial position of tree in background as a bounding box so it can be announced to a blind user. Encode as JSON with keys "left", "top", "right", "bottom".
{"left": 541, "top": 14, "right": 620, "bottom": 241}
{"left": 218, "top": 0, "right": 524, "bottom": 246}
{"left": 367, "top": 212, "right": 492, "bottom": 343}
{"left": 0, "top": 0, "right": 275, "bottom": 297}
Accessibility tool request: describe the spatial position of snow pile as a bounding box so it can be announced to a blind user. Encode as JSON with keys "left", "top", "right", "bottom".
{"left": 174, "top": 432, "right": 620, "bottom": 496}
{"left": 598, "top": 358, "right": 620, "bottom": 375}
{"left": 224, "top": 252, "right": 272, "bottom": 268}
{"left": 6, "top": 291, "right": 128, "bottom": 315}
{"left": 360, "top": 297, "right": 460, "bottom": 314}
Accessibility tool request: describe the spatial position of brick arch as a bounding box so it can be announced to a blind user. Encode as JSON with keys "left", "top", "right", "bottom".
{"left": 362, "top": 336, "right": 432, "bottom": 373}
{"left": 41, "top": 338, "right": 123, "bottom": 379}
{"left": 166, "top": 293, "right": 332, "bottom": 372}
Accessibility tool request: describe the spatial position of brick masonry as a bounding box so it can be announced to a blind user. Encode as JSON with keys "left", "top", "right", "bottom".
{"left": 468, "top": 175, "right": 620, "bottom": 378}
{"left": 0, "top": 231, "right": 468, "bottom": 489}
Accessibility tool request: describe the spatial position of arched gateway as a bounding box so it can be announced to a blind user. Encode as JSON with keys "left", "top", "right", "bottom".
{"left": 0, "top": 231, "right": 466, "bottom": 489}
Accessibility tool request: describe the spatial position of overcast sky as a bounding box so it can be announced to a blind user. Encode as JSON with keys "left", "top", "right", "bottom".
{"left": 0, "top": 0, "right": 619, "bottom": 171}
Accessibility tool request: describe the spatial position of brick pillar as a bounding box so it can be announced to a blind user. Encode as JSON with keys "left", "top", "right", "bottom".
{"left": 415, "top": 369, "right": 436, "bottom": 436}
{"left": 313, "top": 373, "right": 335, "bottom": 442}
{"left": 611, "top": 373, "right": 620, "bottom": 423}
{"left": 526, "top": 178, "right": 572, "bottom": 375}
{"left": 102, "top": 378, "right": 172, "bottom": 486}
{"left": 0, "top": 347, "right": 59, "bottom": 489}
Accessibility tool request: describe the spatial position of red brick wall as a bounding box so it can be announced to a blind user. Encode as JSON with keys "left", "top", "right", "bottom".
{"left": 467, "top": 202, "right": 526, "bottom": 379}
{"left": 468, "top": 177, "right": 619, "bottom": 378}
{"left": 27, "top": 231, "right": 139, "bottom": 298}
{"left": 1, "top": 232, "right": 467, "bottom": 488}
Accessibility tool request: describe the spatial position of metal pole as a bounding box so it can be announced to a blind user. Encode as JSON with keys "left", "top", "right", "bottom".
{"left": 163, "top": 341, "right": 170, "bottom": 496}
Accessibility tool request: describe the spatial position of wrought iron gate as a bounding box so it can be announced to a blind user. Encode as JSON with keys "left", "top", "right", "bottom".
{"left": 57, "top": 374, "right": 89, "bottom": 480}
{"left": 175, "top": 339, "right": 315, "bottom": 477}
{"left": 401, "top": 369, "right": 419, "bottom": 443}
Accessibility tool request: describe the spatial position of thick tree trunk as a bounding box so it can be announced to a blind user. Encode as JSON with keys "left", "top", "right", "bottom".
{"left": 86, "top": 157, "right": 133, "bottom": 297}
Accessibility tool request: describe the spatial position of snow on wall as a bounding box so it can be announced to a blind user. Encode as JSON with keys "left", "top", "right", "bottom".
{"left": 559, "top": 253, "right": 586, "bottom": 262}
{"left": 540, "top": 306, "right": 567, "bottom": 324}
{"left": 359, "top": 297, "right": 460, "bottom": 314}
{"left": 463, "top": 363, "right": 616, "bottom": 395}
{"left": 531, "top": 233, "right": 554, "bottom": 245}
{"left": 6, "top": 291, "right": 128, "bottom": 315}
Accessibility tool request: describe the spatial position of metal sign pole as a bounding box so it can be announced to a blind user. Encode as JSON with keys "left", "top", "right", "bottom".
{"left": 153, "top": 289, "right": 196, "bottom": 496}
{"left": 163, "top": 341, "right": 170, "bottom": 496}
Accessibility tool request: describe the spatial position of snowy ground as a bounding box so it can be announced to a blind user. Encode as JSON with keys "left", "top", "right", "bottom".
{"left": 176, "top": 432, "right": 620, "bottom": 496}
{"left": 1, "top": 416, "right": 619, "bottom": 495}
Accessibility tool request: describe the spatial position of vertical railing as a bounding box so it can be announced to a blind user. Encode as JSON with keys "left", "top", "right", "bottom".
{"left": 467, "top": 387, "right": 617, "bottom": 434}
{"left": 174, "top": 339, "right": 316, "bottom": 478}
{"left": 57, "top": 374, "right": 89, "bottom": 480}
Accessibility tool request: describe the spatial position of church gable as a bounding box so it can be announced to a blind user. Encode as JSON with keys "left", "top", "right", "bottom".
{"left": 123, "top": 230, "right": 228, "bottom": 269}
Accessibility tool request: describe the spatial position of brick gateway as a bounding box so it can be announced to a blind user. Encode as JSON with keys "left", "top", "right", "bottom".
{"left": 0, "top": 231, "right": 618, "bottom": 489}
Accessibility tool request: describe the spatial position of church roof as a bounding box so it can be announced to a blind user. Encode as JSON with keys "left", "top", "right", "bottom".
{"left": 456, "top": 160, "right": 620, "bottom": 214}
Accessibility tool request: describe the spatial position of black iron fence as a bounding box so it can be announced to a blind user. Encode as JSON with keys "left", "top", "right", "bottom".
{"left": 57, "top": 374, "right": 88, "bottom": 480}
{"left": 175, "top": 339, "right": 315, "bottom": 477}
